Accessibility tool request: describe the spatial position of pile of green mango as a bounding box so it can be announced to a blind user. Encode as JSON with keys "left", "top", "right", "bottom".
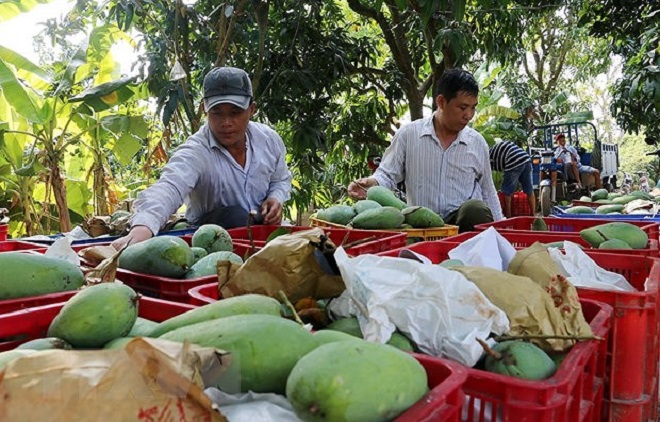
{"left": 566, "top": 188, "right": 658, "bottom": 215}
{"left": 1, "top": 286, "right": 430, "bottom": 422}
{"left": 117, "top": 224, "right": 242, "bottom": 279}
{"left": 580, "top": 221, "right": 649, "bottom": 249}
{"left": 315, "top": 186, "right": 445, "bottom": 230}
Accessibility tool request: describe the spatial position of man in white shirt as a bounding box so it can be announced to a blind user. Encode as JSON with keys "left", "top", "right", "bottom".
{"left": 347, "top": 69, "right": 503, "bottom": 232}
{"left": 554, "top": 133, "right": 601, "bottom": 189}
{"left": 112, "top": 67, "right": 292, "bottom": 250}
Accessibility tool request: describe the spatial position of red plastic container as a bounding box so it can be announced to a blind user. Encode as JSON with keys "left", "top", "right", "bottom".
{"left": 475, "top": 216, "right": 660, "bottom": 240}
{"left": 115, "top": 243, "right": 255, "bottom": 303}
{"left": 440, "top": 230, "right": 660, "bottom": 257}
{"left": 379, "top": 241, "right": 660, "bottom": 422}
{"left": 0, "top": 291, "right": 77, "bottom": 315}
{"left": 188, "top": 282, "right": 219, "bottom": 305}
{"left": 396, "top": 354, "right": 467, "bottom": 422}
{"left": 0, "top": 240, "right": 48, "bottom": 252}
{"left": 224, "top": 225, "right": 408, "bottom": 256}
{"left": 0, "top": 224, "right": 7, "bottom": 241}
{"left": 498, "top": 191, "right": 532, "bottom": 217}
{"left": 0, "top": 296, "right": 195, "bottom": 351}
{"left": 461, "top": 299, "right": 610, "bottom": 422}
{"left": 0, "top": 298, "right": 467, "bottom": 422}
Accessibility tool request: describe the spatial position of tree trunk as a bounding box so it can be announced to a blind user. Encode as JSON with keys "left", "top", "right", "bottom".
{"left": 49, "top": 163, "right": 71, "bottom": 233}
{"left": 93, "top": 160, "right": 109, "bottom": 216}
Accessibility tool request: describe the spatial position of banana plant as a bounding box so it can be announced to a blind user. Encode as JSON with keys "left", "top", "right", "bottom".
{"left": 0, "top": 24, "right": 144, "bottom": 234}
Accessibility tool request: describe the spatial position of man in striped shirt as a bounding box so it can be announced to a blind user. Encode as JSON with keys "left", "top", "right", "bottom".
{"left": 347, "top": 69, "right": 504, "bottom": 232}
{"left": 489, "top": 140, "right": 536, "bottom": 218}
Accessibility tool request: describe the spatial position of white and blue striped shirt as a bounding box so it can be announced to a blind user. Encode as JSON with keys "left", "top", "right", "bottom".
{"left": 373, "top": 113, "right": 504, "bottom": 220}
{"left": 132, "top": 121, "right": 292, "bottom": 235}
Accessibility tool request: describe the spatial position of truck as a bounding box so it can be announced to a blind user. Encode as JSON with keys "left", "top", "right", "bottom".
{"left": 528, "top": 121, "right": 619, "bottom": 215}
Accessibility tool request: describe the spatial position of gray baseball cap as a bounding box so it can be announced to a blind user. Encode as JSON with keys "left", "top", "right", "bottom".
{"left": 203, "top": 66, "right": 253, "bottom": 111}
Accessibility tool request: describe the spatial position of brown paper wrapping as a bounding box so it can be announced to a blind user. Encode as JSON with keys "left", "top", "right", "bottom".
{"left": 220, "top": 228, "right": 345, "bottom": 303}
{"left": 508, "top": 242, "right": 593, "bottom": 338}
{"left": 454, "top": 265, "right": 592, "bottom": 352}
{"left": 0, "top": 338, "right": 229, "bottom": 421}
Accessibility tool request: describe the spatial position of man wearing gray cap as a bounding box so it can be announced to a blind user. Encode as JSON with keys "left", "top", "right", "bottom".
{"left": 112, "top": 66, "right": 292, "bottom": 249}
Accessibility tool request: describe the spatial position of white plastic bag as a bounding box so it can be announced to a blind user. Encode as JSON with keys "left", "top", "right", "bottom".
{"left": 45, "top": 236, "right": 80, "bottom": 266}
{"left": 204, "top": 389, "right": 301, "bottom": 422}
{"left": 332, "top": 247, "right": 509, "bottom": 367}
{"left": 548, "top": 241, "right": 636, "bottom": 292}
{"left": 447, "top": 227, "right": 517, "bottom": 270}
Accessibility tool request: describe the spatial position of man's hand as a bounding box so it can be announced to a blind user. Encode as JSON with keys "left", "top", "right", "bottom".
{"left": 111, "top": 225, "right": 153, "bottom": 250}
{"left": 347, "top": 177, "right": 378, "bottom": 200}
{"left": 260, "top": 197, "right": 283, "bottom": 225}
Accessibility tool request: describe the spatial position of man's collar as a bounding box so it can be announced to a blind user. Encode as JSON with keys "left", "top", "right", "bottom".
{"left": 421, "top": 113, "right": 468, "bottom": 145}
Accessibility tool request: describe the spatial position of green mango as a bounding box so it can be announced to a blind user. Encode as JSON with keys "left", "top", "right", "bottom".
{"left": 402, "top": 206, "right": 445, "bottom": 228}
{"left": 439, "top": 258, "right": 464, "bottom": 268}
{"left": 366, "top": 186, "right": 407, "bottom": 210}
{"left": 160, "top": 314, "right": 318, "bottom": 394}
{"left": 590, "top": 188, "right": 609, "bottom": 201}
{"left": 326, "top": 317, "right": 415, "bottom": 352}
{"left": 316, "top": 205, "right": 356, "bottom": 225}
{"left": 103, "top": 337, "right": 135, "bottom": 350}
{"left": 127, "top": 317, "right": 159, "bottom": 337}
{"left": 531, "top": 217, "right": 548, "bottom": 231}
{"left": 353, "top": 200, "right": 382, "bottom": 214}
{"left": 192, "top": 224, "right": 233, "bottom": 254}
{"left": 598, "top": 238, "right": 632, "bottom": 249}
{"left": 0, "top": 253, "right": 84, "bottom": 300}
{"left": 564, "top": 206, "right": 595, "bottom": 214}
{"left": 118, "top": 235, "right": 194, "bottom": 278}
{"left": 580, "top": 222, "right": 649, "bottom": 249}
{"left": 313, "top": 329, "right": 362, "bottom": 345}
{"left": 286, "top": 341, "right": 428, "bottom": 422}
{"left": 16, "top": 337, "right": 72, "bottom": 351}
{"left": 184, "top": 251, "right": 243, "bottom": 279}
{"left": 47, "top": 283, "right": 139, "bottom": 349}
{"left": 149, "top": 294, "right": 282, "bottom": 337}
{"left": 484, "top": 340, "right": 556, "bottom": 380}
{"left": 190, "top": 247, "right": 208, "bottom": 263}
{"left": 350, "top": 206, "right": 405, "bottom": 229}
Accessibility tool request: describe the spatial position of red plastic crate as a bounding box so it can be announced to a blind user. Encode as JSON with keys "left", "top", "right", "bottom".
{"left": 0, "top": 291, "right": 77, "bottom": 315}
{"left": 0, "top": 296, "right": 195, "bottom": 351}
{"left": 461, "top": 299, "right": 610, "bottom": 422}
{"left": 115, "top": 243, "right": 255, "bottom": 303}
{"left": 226, "top": 225, "right": 408, "bottom": 256}
{"left": 0, "top": 296, "right": 466, "bottom": 422}
{"left": 440, "top": 230, "right": 660, "bottom": 257}
{"left": 188, "top": 282, "right": 219, "bottom": 306}
{"left": 396, "top": 354, "right": 468, "bottom": 422}
{"left": 498, "top": 191, "right": 532, "bottom": 217}
{"left": 379, "top": 241, "right": 660, "bottom": 422}
{"left": 475, "top": 216, "right": 660, "bottom": 241}
{"left": 0, "top": 240, "right": 48, "bottom": 252}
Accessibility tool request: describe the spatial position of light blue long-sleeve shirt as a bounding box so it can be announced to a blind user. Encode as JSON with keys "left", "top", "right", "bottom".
{"left": 131, "top": 121, "right": 292, "bottom": 235}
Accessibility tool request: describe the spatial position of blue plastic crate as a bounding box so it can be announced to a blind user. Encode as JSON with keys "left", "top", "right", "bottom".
{"left": 22, "top": 227, "right": 198, "bottom": 245}
{"left": 552, "top": 207, "right": 660, "bottom": 221}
